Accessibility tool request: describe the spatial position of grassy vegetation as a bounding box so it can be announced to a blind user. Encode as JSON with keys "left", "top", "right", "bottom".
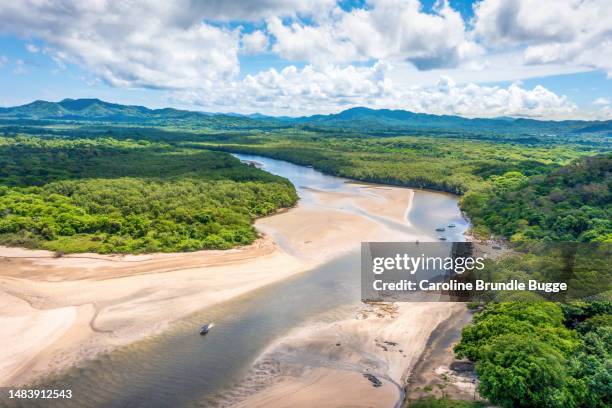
{"left": 0, "top": 136, "right": 297, "bottom": 253}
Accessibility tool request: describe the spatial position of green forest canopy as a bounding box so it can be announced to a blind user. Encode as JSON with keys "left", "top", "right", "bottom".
{"left": 462, "top": 153, "right": 612, "bottom": 242}
{"left": 0, "top": 136, "right": 297, "bottom": 253}
{"left": 455, "top": 301, "right": 612, "bottom": 408}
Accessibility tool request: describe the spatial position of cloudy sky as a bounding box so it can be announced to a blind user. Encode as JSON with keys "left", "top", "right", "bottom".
{"left": 0, "top": 0, "right": 611, "bottom": 119}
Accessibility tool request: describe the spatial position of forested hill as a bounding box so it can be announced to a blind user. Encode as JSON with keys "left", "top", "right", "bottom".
{"left": 0, "top": 98, "right": 273, "bottom": 128}
{"left": 287, "top": 106, "right": 612, "bottom": 136}
{"left": 1, "top": 99, "right": 610, "bottom": 138}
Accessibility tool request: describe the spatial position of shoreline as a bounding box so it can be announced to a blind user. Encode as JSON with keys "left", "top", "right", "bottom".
{"left": 1, "top": 182, "right": 418, "bottom": 388}
{"left": 401, "top": 233, "right": 511, "bottom": 406}
{"left": 404, "top": 305, "right": 477, "bottom": 404}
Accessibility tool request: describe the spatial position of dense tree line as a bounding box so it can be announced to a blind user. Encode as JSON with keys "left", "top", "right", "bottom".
{"left": 455, "top": 300, "right": 611, "bottom": 408}
{"left": 198, "top": 134, "right": 591, "bottom": 195}
{"left": 462, "top": 154, "right": 611, "bottom": 242}
{"left": 452, "top": 242, "right": 611, "bottom": 408}
{"left": 0, "top": 136, "right": 297, "bottom": 253}
{"left": 450, "top": 154, "right": 611, "bottom": 407}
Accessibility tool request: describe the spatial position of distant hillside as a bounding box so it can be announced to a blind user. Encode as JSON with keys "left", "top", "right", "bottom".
{"left": 1, "top": 99, "right": 610, "bottom": 137}
{"left": 287, "top": 107, "right": 612, "bottom": 135}
{"left": 0, "top": 98, "right": 269, "bottom": 128}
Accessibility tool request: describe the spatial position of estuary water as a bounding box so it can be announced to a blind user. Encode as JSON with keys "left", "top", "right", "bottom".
{"left": 11, "top": 155, "right": 468, "bottom": 408}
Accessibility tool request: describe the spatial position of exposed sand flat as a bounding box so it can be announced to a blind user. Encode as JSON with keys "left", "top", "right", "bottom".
{"left": 230, "top": 302, "right": 463, "bottom": 408}
{"left": 0, "top": 291, "right": 77, "bottom": 383}
{"left": 256, "top": 205, "right": 398, "bottom": 261}
{"left": 0, "top": 235, "right": 280, "bottom": 281}
{"left": 234, "top": 368, "right": 401, "bottom": 408}
{"left": 315, "top": 183, "right": 415, "bottom": 225}
{"left": 0, "top": 183, "right": 417, "bottom": 387}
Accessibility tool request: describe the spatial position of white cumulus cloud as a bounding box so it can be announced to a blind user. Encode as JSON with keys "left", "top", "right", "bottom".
{"left": 593, "top": 97, "right": 610, "bottom": 106}
{"left": 0, "top": 0, "right": 607, "bottom": 119}
{"left": 25, "top": 43, "right": 39, "bottom": 53}
{"left": 241, "top": 30, "right": 269, "bottom": 54}
{"left": 179, "top": 0, "right": 335, "bottom": 21}
{"left": 173, "top": 64, "right": 579, "bottom": 119}
{"left": 473, "top": 0, "right": 612, "bottom": 75}
{"left": 594, "top": 106, "right": 612, "bottom": 120}
{"left": 268, "top": 0, "right": 482, "bottom": 69}
{"left": 178, "top": 62, "right": 392, "bottom": 114}
{"left": 0, "top": 1, "right": 241, "bottom": 89}
{"left": 404, "top": 77, "right": 578, "bottom": 119}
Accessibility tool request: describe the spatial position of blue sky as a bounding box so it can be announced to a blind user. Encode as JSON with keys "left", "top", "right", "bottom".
{"left": 0, "top": 0, "right": 610, "bottom": 119}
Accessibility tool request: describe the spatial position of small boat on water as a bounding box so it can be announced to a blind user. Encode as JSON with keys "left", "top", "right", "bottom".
{"left": 438, "top": 236, "right": 447, "bottom": 241}
{"left": 199, "top": 323, "right": 214, "bottom": 335}
{"left": 448, "top": 223, "right": 456, "bottom": 228}
{"left": 435, "top": 227, "right": 446, "bottom": 232}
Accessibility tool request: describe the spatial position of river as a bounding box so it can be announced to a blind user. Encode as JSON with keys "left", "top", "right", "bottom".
{"left": 10, "top": 154, "right": 468, "bottom": 408}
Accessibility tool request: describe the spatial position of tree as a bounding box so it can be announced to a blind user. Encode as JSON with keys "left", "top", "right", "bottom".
{"left": 477, "top": 334, "right": 576, "bottom": 408}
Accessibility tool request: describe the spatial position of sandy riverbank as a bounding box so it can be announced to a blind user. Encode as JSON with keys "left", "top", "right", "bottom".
{"left": 227, "top": 302, "right": 465, "bottom": 408}
{"left": 405, "top": 305, "right": 477, "bottom": 403}
{"left": 0, "top": 183, "right": 417, "bottom": 387}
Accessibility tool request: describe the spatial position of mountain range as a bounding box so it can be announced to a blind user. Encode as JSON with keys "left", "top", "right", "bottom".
{"left": 0, "top": 98, "right": 263, "bottom": 129}
{"left": 1, "top": 98, "right": 610, "bottom": 136}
